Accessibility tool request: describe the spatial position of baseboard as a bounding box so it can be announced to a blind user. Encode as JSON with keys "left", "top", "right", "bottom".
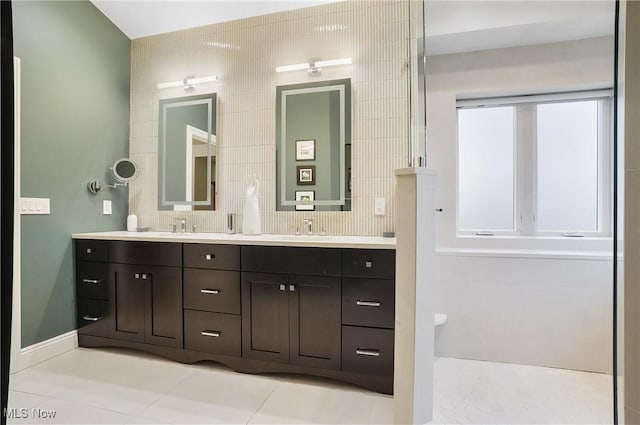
{"left": 11, "top": 330, "right": 78, "bottom": 373}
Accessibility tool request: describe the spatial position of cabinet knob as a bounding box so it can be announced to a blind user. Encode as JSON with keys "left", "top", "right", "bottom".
{"left": 289, "top": 284, "right": 295, "bottom": 292}
{"left": 134, "top": 273, "right": 140, "bottom": 279}
{"left": 365, "top": 261, "right": 372, "bottom": 268}
{"left": 279, "top": 284, "right": 285, "bottom": 291}
{"left": 142, "top": 274, "right": 147, "bottom": 280}
{"left": 205, "top": 254, "right": 215, "bottom": 260}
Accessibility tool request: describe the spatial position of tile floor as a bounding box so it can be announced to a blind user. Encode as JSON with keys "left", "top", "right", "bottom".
{"left": 8, "top": 347, "right": 612, "bottom": 424}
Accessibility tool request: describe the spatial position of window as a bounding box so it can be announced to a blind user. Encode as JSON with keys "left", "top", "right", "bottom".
{"left": 457, "top": 91, "right": 612, "bottom": 237}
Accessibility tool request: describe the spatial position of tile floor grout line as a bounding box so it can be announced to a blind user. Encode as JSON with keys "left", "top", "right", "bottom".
{"left": 131, "top": 365, "right": 203, "bottom": 422}
{"left": 245, "top": 380, "right": 281, "bottom": 425}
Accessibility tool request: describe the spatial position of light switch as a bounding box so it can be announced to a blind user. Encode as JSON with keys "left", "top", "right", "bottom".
{"left": 103, "top": 200, "right": 112, "bottom": 215}
{"left": 374, "top": 198, "right": 385, "bottom": 216}
{"left": 20, "top": 197, "right": 50, "bottom": 215}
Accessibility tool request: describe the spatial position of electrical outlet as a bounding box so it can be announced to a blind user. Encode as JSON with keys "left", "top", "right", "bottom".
{"left": 374, "top": 198, "right": 385, "bottom": 216}
{"left": 103, "top": 200, "right": 112, "bottom": 215}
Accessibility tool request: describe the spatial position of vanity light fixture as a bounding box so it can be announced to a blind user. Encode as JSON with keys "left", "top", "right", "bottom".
{"left": 156, "top": 75, "right": 218, "bottom": 91}
{"left": 276, "top": 58, "right": 352, "bottom": 75}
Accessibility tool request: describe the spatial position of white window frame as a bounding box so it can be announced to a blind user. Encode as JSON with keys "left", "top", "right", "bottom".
{"left": 456, "top": 90, "right": 613, "bottom": 238}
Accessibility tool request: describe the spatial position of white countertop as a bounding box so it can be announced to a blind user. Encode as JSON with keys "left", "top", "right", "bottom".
{"left": 72, "top": 231, "right": 396, "bottom": 249}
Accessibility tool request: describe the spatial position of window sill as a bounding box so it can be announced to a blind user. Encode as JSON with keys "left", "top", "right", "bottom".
{"left": 437, "top": 235, "right": 617, "bottom": 260}
{"left": 436, "top": 247, "right": 614, "bottom": 261}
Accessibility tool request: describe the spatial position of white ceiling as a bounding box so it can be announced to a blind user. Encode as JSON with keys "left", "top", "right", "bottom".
{"left": 425, "top": 1, "right": 615, "bottom": 56}
{"left": 90, "top": 1, "right": 336, "bottom": 39}
{"left": 91, "top": 0, "right": 615, "bottom": 55}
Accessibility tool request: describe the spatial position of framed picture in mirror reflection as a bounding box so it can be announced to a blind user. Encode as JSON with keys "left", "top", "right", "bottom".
{"left": 295, "top": 190, "right": 315, "bottom": 211}
{"left": 297, "top": 165, "right": 315, "bottom": 185}
{"left": 296, "top": 139, "right": 315, "bottom": 161}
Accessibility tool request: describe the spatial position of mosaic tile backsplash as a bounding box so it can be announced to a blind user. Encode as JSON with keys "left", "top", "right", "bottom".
{"left": 128, "top": 1, "right": 410, "bottom": 236}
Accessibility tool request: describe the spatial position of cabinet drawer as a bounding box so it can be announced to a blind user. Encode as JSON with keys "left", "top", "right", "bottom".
{"left": 77, "top": 261, "right": 109, "bottom": 300}
{"left": 76, "top": 240, "right": 109, "bottom": 263}
{"left": 184, "top": 310, "right": 241, "bottom": 356}
{"left": 242, "top": 246, "right": 341, "bottom": 276}
{"left": 77, "top": 299, "right": 109, "bottom": 337}
{"left": 342, "top": 278, "right": 394, "bottom": 329}
{"left": 342, "top": 325, "right": 394, "bottom": 376}
{"left": 184, "top": 244, "right": 240, "bottom": 271}
{"left": 109, "top": 241, "right": 182, "bottom": 267}
{"left": 342, "top": 249, "right": 395, "bottom": 279}
{"left": 184, "top": 269, "right": 240, "bottom": 314}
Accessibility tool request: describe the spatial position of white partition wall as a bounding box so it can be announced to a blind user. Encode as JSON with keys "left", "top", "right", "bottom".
{"left": 394, "top": 168, "right": 437, "bottom": 424}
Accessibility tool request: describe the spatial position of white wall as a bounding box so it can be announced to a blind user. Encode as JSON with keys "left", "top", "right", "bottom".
{"left": 428, "top": 36, "right": 614, "bottom": 373}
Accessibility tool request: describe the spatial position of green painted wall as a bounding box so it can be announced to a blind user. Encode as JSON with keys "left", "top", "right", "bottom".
{"left": 13, "top": 1, "right": 131, "bottom": 347}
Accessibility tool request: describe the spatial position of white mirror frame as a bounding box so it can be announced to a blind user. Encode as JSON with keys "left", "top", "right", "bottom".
{"left": 159, "top": 96, "right": 215, "bottom": 208}
{"left": 279, "top": 84, "right": 346, "bottom": 207}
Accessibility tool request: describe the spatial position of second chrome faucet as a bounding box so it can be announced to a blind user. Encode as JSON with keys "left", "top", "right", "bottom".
{"left": 303, "top": 219, "right": 313, "bottom": 236}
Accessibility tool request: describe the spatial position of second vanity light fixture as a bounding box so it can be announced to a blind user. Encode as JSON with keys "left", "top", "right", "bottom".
{"left": 157, "top": 75, "right": 218, "bottom": 91}
{"left": 276, "top": 58, "right": 352, "bottom": 75}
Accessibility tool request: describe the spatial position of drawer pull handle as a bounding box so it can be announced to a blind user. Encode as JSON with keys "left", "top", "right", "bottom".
{"left": 356, "top": 348, "right": 380, "bottom": 357}
{"left": 200, "top": 289, "right": 220, "bottom": 295}
{"left": 356, "top": 300, "right": 381, "bottom": 307}
{"left": 205, "top": 254, "right": 215, "bottom": 260}
{"left": 365, "top": 261, "right": 372, "bottom": 268}
{"left": 82, "top": 278, "right": 101, "bottom": 284}
{"left": 201, "top": 330, "right": 221, "bottom": 338}
{"left": 82, "top": 315, "right": 101, "bottom": 322}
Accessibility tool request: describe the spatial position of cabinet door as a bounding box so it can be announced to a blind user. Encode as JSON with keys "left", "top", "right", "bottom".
{"left": 290, "top": 275, "right": 341, "bottom": 370}
{"left": 144, "top": 266, "right": 183, "bottom": 348}
{"left": 110, "top": 264, "right": 145, "bottom": 342}
{"left": 241, "top": 272, "right": 289, "bottom": 364}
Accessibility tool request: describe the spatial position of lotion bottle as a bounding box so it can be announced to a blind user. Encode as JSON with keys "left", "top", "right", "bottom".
{"left": 127, "top": 214, "right": 138, "bottom": 232}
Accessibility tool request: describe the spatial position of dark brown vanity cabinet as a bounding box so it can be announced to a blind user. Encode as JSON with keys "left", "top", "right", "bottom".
{"left": 241, "top": 272, "right": 341, "bottom": 370}
{"left": 341, "top": 249, "right": 396, "bottom": 379}
{"left": 108, "top": 242, "right": 183, "bottom": 348}
{"left": 76, "top": 240, "right": 110, "bottom": 338}
{"left": 241, "top": 246, "right": 342, "bottom": 370}
{"left": 75, "top": 239, "right": 396, "bottom": 394}
{"left": 110, "top": 263, "right": 183, "bottom": 348}
{"left": 183, "top": 244, "right": 242, "bottom": 357}
{"left": 76, "top": 240, "right": 183, "bottom": 348}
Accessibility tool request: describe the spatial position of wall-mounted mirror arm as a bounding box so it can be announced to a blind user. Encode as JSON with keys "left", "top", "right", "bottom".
{"left": 87, "top": 158, "right": 139, "bottom": 194}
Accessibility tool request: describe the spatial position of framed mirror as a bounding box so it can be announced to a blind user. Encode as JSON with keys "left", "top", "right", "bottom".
{"left": 276, "top": 79, "right": 351, "bottom": 211}
{"left": 158, "top": 93, "right": 217, "bottom": 210}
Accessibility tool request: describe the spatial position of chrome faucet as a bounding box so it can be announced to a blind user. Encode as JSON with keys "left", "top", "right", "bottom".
{"left": 172, "top": 217, "right": 187, "bottom": 233}
{"left": 304, "top": 219, "right": 313, "bottom": 236}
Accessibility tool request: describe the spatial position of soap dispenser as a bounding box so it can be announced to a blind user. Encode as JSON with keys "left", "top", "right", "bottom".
{"left": 127, "top": 213, "right": 138, "bottom": 232}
